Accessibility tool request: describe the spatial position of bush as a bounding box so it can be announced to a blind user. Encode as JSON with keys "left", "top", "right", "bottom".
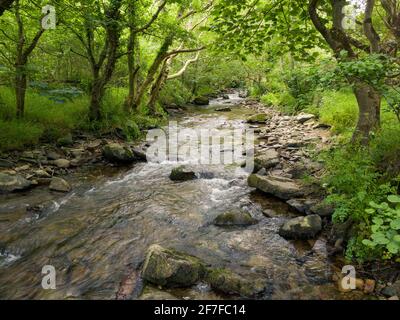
{"left": 321, "top": 134, "right": 400, "bottom": 262}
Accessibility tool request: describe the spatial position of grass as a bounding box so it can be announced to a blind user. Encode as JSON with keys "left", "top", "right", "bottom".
{"left": 0, "top": 86, "right": 164, "bottom": 152}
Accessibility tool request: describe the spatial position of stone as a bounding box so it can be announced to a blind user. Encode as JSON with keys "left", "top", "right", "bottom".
{"left": 53, "top": 159, "right": 71, "bottom": 168}
{"left": 131, "top": 148, "right": 147, "bottom": 162}
{"left": 49, "top": 177, "right": 71, "bottom": 192}
{"left": 46, "top": 151, "right": 62, "bottom": 161}
{"left": 246, "top": 114, "right": 270, "bottom": 124}
{"left": 57, "top": 133, "right": 74, "bottom": 147}
{"left": 86, "top": 140, "right": 102, "bottom": 151}
{"left": 139, "top": 286, "right": 178, "bottom": 300}
{"left": 388, "top": 296, "right": 399, "bottom": 300}
{"left": 215, "top": 107, "right": 231, "bottom": 112}
{"left": 205, "top": 268, "right": 265, "bottom": 298}
{"left": 247, "top": 174, "right": 304, "bottom": 200}
{"left": 0, "top": 159, "right": 14, "bottom": 168}
{"left": 279, "top": 215, "right": 322, "bottom": 239}
{"left": 193, "top": 96, "right": 209, "bottom": 106}
{"left": 296, "top": 113, "right": 316, "bottom": 124}
{"left": 141, "top": 245, "right": 205, "bottom": 288}
{"left": 34, "top": 169, "right": 51, "bottom": 178}
{"left": 170, "top": 166, "right": 197, "bottom": 181}
{"left": 102, "top": 143, "right": 135, "bottom": 163}
{"left": 364, "top": 279, "right": 376, "bottom": 294}
{"left": 214, "top": 211, "right": 257, "bottom": 227}
{"left": 286, "top": 198, "right": 316, "bottom": 215}
{"left": 0, "top": 173, "right": 32, "bottom": 193}
{"left": 310, "top": 201, "right": 335, "bottom": 217}
{"left": 222, "top": 94, "right": 230, "bottom": 100}
{"left": 253, "top": 150, "right": 279, "bottom": 171}
{"left": 381, "top": 280, "right": 400, "bottom": 297}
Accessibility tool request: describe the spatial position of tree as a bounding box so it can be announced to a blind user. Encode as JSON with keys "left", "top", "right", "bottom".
{"left": 64, "top": 0, "right": 123, "bottom": 120}
{"left": 212, "top": 0, "right": 400, "bottom": 143}
{"left": 0, "top": 0, "right": 46, "bottom": 118}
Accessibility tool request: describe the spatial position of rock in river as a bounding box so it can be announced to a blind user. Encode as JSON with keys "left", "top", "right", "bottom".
{"left": 296, "top": 113, "right": 316, "bottom": 124}
{"left": 0, "top": 173, "right": 32, "bottom": 193}
{"left": 246, "top": 113, "right": 270, "bottom": 124}
{"left": 49, "top": 177, "right": 71, "bottom": 192}
{"left": 193, "top": 96, "right": 210, "bottom": 106}
{"left": 214, "top": 211, "right": 257, "bottom": 227}
{"left": 102, "top": 143, "right": 135, "bottom": 163}
{"left": 141, "top": 245, "right": 205, "bottom": 288}
{"left": 205, "top": 268, "right": 265, "bottom": 298}
{"left": 254, "top": 149, "right": 279, "bottom": 171}
{"left": 279, "top": 215, "right": 322, "bottom": 240}
{"left": 247, "top": 174, "right": 304, "bottom": 200}
{"left": 170, "top": 166, "right": 197, "bottom": 181}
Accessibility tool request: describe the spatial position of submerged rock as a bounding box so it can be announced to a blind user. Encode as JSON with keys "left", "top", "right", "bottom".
{"left": 246, "top": 113, "right": 270, "bottom": 124}
{"left": 214, "top": 211, "right": 257, "bottom": 227}
{"left": 215, "top": 107, "right": 232, "bottom": 112}
{"left": 49, "top": 177, "right": 71, "bottom": 192}
{"left": 170, "top": 166, "right": 197, "bottom": 181}
{"left": 139, "top": 286, "right": 178, "bottom": 300}
{"left": 279, "top": 215, "right": 322, "bottom": 240}
{"left": 247, "top": 174, "right": 304, "bottom": 200}
{"left": 102, "top": 143, "right": 135, "bottom": 163}
{"left": 205, "top": 268, "right": 265, "bottom": 298}
{"left": 193, "top": 96, "right": 210, "bottom": 106}
{"left": 141, "top": 245, "right": 205, "bottom": 288}
{"left": 0, "top": 173, "right": 32, "bottom": 193}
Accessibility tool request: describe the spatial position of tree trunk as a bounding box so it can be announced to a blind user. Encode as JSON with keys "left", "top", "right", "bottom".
{"left": 148, "top": 62, "right": 168, "bottom": 114}
{"left": 352, "top": 82, "right": 381, "bottom": 144}
{"left": 15, "top": 64, "right": 26, "bottom": 118}
{"left": 125, "top": 27, "right": 139, "bottom": 113}
{"left": 89, "top": 69, "right": 103, "bottom": 121}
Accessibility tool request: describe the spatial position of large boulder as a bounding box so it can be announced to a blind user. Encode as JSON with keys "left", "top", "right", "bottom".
{"left": 141, "top": 245, "right": 205, "bottom": 288}
{"left": 246, "top": 113, "right": 270, "bottom": 124}
{"left": 254, "top": 150, "right": 279, "bottom": 171}
{"left": 205, "top": 268, "right": 265, "bottom": 297}
{"left": 49, "top": 177, "right": 71, "bottom": 192}
{"left": 170, "top": 166, "right": 197, "bottom": 181}
{"left": 214, "top": 211, "right": 257, "bottom": 227}
{"left": 102, "top": 143, "right": 135, "bottom": 163}
{"left": 279, "top": 215, "right": 322, "bottom": 240}
{"left": 193, "top": 96, "right": 210, "bottom": 106}
{"left": 247, "top": 174, "right": 304, "bottom": 200}
{"left": 0, "top": 173, "right": 32, "bottom": 193}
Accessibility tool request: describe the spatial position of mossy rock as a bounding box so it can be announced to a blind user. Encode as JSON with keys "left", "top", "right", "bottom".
{"left": 214, "top": 211, "right": 257, "bottom": 227}
{"left": 170, "top": 166, "right": 197, "bottom": 181}
{"left": 57, "top": 133, "right": 74, "bottom": 147}
{"left": 205, "top": 268, "right": 265, "bottom": 298}
{"left": 193, "top": 96, "right": 210, "bottom": 106}
{"left": 279, "top": 214, "right": 322, "bottom": 240}
{"left": 102, "top": 143, "right": 135, "bottom": 163}
{"left": 141, "top": 245, "right": 206, "bottom": 288}
{"left": 246, "top": 113, "right": 270, "bottom": 124}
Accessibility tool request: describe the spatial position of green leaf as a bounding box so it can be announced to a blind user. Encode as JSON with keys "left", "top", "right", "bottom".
{"left": 390, "top": 219, "right": 400, "bottom": 230}
{"left": 387, "top": 242, "right": 399, "bottom": 254}
{"left": 388, "top": 195, "right": 400, "bottom": 203}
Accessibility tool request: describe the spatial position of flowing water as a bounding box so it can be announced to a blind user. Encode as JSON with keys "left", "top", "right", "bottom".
{"left": 0, "top": 94, "right": 360, "bottom": 300}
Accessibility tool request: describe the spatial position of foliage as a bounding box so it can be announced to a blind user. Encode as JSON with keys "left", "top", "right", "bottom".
{"left": 362, "top": 195, "right": 400, "bottom": 260}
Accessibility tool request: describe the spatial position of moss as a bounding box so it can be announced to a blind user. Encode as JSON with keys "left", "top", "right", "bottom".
{"left": 205, "top": 268, "right": 265, "bottom": 297}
